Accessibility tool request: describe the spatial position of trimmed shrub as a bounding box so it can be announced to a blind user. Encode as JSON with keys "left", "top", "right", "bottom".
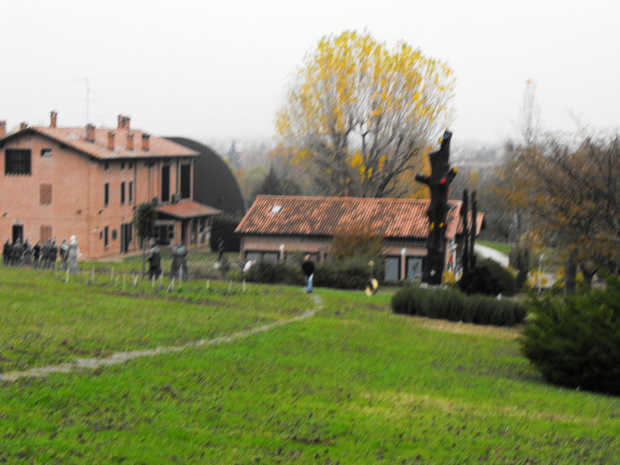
{"left": 315, "top": 256, "right": 384, "bottom": 290}
{"left": 520, "top": 273, "right": 620, "bottom": 395}
{"left": 392, "top": 285, "right": 527, "bottom": 327}
{"left": 458, "top": 258, "right": 517, "bottom": 296}
{"left": 243, "top": 261, "right": 303, "bottom": 285}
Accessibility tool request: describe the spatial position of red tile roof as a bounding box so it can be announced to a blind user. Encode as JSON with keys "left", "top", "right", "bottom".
{"left": 157, "top": 201, "right": 220, "bottom": 219}
{"left": 23, "top": 126, "right": 198, "bottom": 159}
{"left": 236, "top": 195, "right": 483, "bottom": 240}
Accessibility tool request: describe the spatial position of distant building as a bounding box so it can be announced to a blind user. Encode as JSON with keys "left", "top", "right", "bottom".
{"left": 235, "top": 195, "right": 484, "bottom": 281}
{"left": 166, "top": 137, "right": 245, "bottom": 218}
{"left": 0, "top": 112, "right": 220, "bottom": 258}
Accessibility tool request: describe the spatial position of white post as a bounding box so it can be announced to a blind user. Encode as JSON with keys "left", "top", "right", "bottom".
{"left": 167, "top": 277, "right": 175, "bottom": 293}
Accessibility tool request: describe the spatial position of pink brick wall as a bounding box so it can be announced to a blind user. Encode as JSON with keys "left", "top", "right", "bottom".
{"left": 1, "top": 133, "right": 195, "bottom": 259}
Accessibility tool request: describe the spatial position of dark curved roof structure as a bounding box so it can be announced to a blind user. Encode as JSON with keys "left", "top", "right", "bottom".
{"left": 166, "top": 137, "right": 246, "bottom": 218}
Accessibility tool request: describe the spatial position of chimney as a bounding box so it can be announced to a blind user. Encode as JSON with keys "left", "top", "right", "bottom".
{"left": 123, "top": 116, "right": 131, "bottom": 130}
{"left": 118, "top": 114, "right": 124, "bottom": 129}
{"left": 86, "top": 124, "right": 95, "bottom": 142}
{"left": 0, "top": 121, "right": 5, "bottom": 139}
{"left": 107, "top": 131, "right": 115, "bottom": 151}
{"left": 141, "top": 133, "right": 150, "bottom": 151}
{"left": 19, "top": 122, "right": 28, "bottom": 131}
{"left": 126, "top": 132, "right": 134, "bottom": 151}
{"left": 50, "top": 111, "right": 58, "bottom": 128}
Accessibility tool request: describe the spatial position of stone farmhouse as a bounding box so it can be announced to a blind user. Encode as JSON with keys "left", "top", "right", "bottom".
{"left": 235, "top": 195, "right": 484, "bottom": 281}
{"left": 0, "top": 112, "right": 221, "bottom": 259}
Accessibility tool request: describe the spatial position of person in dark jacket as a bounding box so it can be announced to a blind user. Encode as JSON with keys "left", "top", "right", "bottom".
{"left": 301, "top": 255, "right": 315, "bottom": 294}
{"left": 32, "top": 241, "right": 41, "bottom": 268}
{"left": 3, "top": 240, "right": 11, "bottom": 266}
{"left": 147, "top": 239, "right": 162, "bottom": 280}
{"left": 49, "top": 239, "right": 58, "bottom": 270}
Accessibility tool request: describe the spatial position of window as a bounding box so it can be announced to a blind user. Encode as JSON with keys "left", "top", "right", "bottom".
{"left": 406, "top": 257, "right": 424, "bottom": 280}
{"left": 161, "top": 165, "right": 170, "bottom": 202}
{"left": 104, "top": 162, "right": 109, "bottom": 170}
{"left": 104, "top": 226, "right": 109, "bottom": 248}
{"left": 244, "top": 251, "right": 280, "bottom": 263}
{"left": 180, "top": 164, "right": 191, "bottom": 199}
{"left": 120, "top": 162, "right": 125, "bottom": 170}
{"left": 40, "top": 225, "right": 53, "bottom": 243}
{"left": 128, "top": 181, "right": 133, "bottom": 203}
{"left": 384, "top": 256, "right": 401, "bottom": 281}
{"left": 129, "top": 162, "right": 133, "bottom": 169}
{"left": 112, "top": 229, "right": 118, "bottom": 240}
{"left": 41, "top": 148, "right": 52, "bottom": 157}
{"left": 120, "top": 181, "right": 126, "bottom": 204}
{"left": 40, "top": 183, "right": 52, "bottom": 205}
{"left": 270, "top": 205, "right": 283, "bottom": 213}
{"left": 104, "top": 182, "right": 110, "bottom": 206}
{"left": 5, "top": 149, "right": 31, "bottom": 175}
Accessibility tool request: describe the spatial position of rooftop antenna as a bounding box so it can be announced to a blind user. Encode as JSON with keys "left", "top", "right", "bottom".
{"left": 75, "top": 76, "right": 92, "bottom": 124}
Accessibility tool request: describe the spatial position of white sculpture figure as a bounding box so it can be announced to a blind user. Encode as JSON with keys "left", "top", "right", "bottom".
{"left": 68, "top": 235, "right": 80, "bottom": 274}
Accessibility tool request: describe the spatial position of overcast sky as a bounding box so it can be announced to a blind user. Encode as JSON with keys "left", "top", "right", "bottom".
{"left": 1, "top": 0, "right": 618, "bottom": 147}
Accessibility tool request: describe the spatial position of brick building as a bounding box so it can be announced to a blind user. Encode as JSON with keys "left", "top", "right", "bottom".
{"left": 0, "top": 112, "right": 220, "bottom": 259}
{"left": 235, "top": 195, "right": 484, "bottom": 281}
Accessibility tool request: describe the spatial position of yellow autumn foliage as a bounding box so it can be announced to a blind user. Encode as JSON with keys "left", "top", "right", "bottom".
{"left": 275, "top": 30, "right": 455, "bottom": 198}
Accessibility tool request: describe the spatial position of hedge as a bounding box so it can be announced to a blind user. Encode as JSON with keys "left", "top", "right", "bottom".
{"left": 392, "top": 285, "right": 527, "bottom": 327}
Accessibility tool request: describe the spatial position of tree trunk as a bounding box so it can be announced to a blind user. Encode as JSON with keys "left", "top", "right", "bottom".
{"left": 564, "top": 250, "right": 577, "bottom": 296}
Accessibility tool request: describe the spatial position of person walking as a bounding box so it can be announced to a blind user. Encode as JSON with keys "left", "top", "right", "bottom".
{"left": 301, "top": 255, "right": 315, "bottom": 294}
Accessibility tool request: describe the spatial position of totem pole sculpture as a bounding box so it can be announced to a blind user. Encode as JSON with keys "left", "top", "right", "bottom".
{"left": 415, "top": 130, "right": 458, "bottom": 285}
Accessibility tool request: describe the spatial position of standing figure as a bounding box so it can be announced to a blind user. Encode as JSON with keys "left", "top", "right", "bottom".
{"left": 11, "top": 239, "right": 24, "bottom": 267}
{"left": 59, "top": 239, "right": 69, "bottom": 271}
{"left": 68, "top": 235, "right": 80, "bottom": 274}
{"left": 301, "top": 255, "right": 315, "bottom": 294}
{"left": 32, "top": 241, "right": 41, "bottom": 269}
{"left": 147, "top": 239, "right": 162, "bottom": 280}
{"left": 22, "top": 240, "right": 33, "bottom": 267}
{"left": 170, "top": 242, "right": 189, "bottom": 280}
{"left": 49, "top": 238, "right": 58, "bottom": 270}
{"left": 40, "top": 239, "right": 51, "bottom": 269}
{"left": 2, "top": 240, "right": 11, "bottom": 266}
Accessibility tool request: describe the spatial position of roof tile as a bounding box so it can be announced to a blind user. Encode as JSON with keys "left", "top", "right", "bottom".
{"left": 236, "top": 195, "right": 483, "bottom": 240}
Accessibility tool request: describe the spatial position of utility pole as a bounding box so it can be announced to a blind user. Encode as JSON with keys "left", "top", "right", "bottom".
{"left": 415, "top": 130, "right": 458, "bottom": 285}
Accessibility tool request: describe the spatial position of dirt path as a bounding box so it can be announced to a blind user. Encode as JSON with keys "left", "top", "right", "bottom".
{"left": 0, "top": 292, "right": 323, "bottom": 383}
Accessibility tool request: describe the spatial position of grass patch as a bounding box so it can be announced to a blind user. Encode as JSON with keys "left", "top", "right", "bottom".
{"left": 0, "top": 269, "right": 618, "bottom": 463}
{"left": 477, "top": 241, "right": 511, "bottom": 255}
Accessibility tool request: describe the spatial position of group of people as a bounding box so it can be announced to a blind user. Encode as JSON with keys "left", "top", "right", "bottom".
{"left": 2, "top": 236, "right": 79, "bottom": 273}
{"left": 147, "top": 239, "right": 189, "bottom": 281}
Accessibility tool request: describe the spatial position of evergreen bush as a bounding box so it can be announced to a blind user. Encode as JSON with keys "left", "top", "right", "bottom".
{"left": 315, "top": 256, "right": 383, "bottom": 290}
{"left": 520, "top": 273, "right": 620, "bottom": 395}
{"left": 209, "top": 214, "right": 241, "bottom": 252}
{"left": 243, "top": 261, "right": 303, "bottom": 285}
{"left": 391, "top": 285, "right": 526, "bottom": 327}
{"left": 458, "top": 258, "right": 517, "bottom": 296}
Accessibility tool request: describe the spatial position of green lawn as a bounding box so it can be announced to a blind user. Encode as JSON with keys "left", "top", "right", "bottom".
{"left": 476, "top": 241, "right": 511, "bottom": 256}
{"left": 0, "top": 267, "right": 618, "bottom": 464}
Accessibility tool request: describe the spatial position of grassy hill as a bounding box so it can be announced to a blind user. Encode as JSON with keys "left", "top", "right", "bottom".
{"left": 0, "top": 267, "right": 618, "bottom": 463}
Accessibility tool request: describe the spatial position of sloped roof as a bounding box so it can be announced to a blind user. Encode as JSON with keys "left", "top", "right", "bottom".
{"left": 4, "top": 126, "right": 197, "bottom": 160}
{"left": 235, "top": 195, "right": 479, "bottom": 240}
{"left": 166, "top": 137, "right": 246, "bottom": 217}
{"left": 157, "top": 201, "right": 221, "bottom": 219}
